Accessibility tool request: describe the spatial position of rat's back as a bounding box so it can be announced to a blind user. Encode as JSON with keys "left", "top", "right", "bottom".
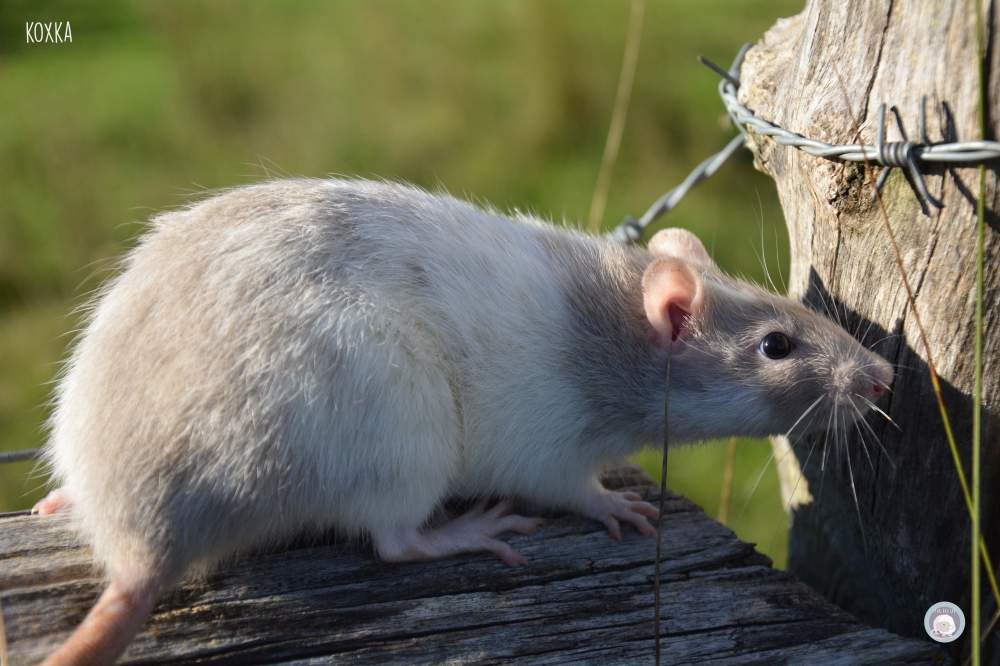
{"left": 45, "top": 179, "right": 569, "bottom": 586}
{"left": 40, "top": 179, "right": 635, "bottom": 665}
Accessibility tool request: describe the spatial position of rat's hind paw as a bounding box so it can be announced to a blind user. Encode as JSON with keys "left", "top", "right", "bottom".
{"left": 582, "top": 489, "right": 658, "bottom": 540}
{"left": 374, "top": 499, "right": 544, "bottom": 567}
{"left": 31, "top": 488, "right": 71, "bottom": 516}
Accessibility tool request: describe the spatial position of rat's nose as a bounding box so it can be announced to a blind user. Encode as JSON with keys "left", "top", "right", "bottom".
{"left": 852, "top": 376, "right": 888, "bottom": 404}
{"left": 844, "top": 356, "right": 893, "bottom": 403}
{"left": 856, "top": 381, "right": 884, "bottom": 402}
{"left": 864, "top": 360, "right": 894, "bottom": 400}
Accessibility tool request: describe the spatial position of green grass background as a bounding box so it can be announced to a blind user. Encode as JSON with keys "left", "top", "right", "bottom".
{"left": 0, "top": 0, "right": 800, "bottom": 566}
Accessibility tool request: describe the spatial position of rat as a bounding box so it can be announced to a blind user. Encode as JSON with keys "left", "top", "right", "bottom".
{"left": 33, "top": 179, "right": 893, "bottom": 665}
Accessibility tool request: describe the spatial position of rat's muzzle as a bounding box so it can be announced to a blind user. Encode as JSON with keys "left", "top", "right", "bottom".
{"left": 832, "top": 355, "right": 893, "bottom": 407}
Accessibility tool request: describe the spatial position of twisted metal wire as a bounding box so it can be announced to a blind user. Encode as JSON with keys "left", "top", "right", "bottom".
{"left": 613, "top": 43, "right": 1000, "bottom": 243}
{"left": 0, "top": 449, "right": 39, "bottom": 464}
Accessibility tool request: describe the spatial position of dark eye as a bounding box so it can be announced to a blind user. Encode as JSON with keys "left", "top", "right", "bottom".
{"left": 759, "top": 332, "right": 793, "bottom": 359}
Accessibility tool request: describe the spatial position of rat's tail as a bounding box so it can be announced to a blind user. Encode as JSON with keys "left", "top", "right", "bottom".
{"left": 42, "top": 577, "right": 159, "bottom": 666}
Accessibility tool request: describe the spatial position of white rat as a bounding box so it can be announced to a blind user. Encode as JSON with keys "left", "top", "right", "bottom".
{"left": 34, "top": 179, "right": 892, "bottom": 665}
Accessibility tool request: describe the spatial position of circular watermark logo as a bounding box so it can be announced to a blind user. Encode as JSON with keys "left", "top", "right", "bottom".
{"left": 924, "top": 601, "right": 965, "bottom": 643}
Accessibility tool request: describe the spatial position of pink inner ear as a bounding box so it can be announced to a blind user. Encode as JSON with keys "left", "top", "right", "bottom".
{"left": 668, "top": 303, "right": 690, "bottom": 341}
{"left": 642, "top": 258, "right": 703, "bottom": 348}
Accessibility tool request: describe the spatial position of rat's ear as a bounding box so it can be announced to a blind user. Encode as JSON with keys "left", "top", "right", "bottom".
{"left": 648, "top": 228, "right": 713, "bottom": 267}
{"left": 642, "top": 257, "right": 704, "bottom": 348}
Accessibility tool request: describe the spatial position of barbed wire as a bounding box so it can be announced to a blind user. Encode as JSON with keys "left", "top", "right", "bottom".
{"left": 612, "top": 42, "right": 1000, "bottom": 243}
{"left": 0, "top": 449, "right": 39, "bottom": 464}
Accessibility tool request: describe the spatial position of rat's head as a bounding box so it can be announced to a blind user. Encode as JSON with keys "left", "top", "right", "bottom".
{"left": 641, "top": 228, "right": 893, "bottom": 441}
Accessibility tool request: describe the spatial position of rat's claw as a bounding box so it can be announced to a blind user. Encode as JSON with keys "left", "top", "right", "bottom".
{"left": 496, "top": 513, "right": 544, "bottom": 536}
{"left": 583, "top": 489, "right": 658, "bottom": 540}
{"left": 374, "top": 499, "right": 541, "bottom": 567}
{"left": 616, "top": 505, "right": 658, "bottom": 537}
{"left": 629, "top": 500, "right": 660, "bottom": 519}
{"left": 601, "top": 515, "right": 623, "bottom": 541}
{"left": 480, "top": 537, "right": 528, "bottom": 567}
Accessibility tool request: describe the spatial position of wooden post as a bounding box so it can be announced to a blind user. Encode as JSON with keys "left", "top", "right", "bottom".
{"left": 740, "top": 0, "right": 1000, "bottom": 656}
{"left": 0, "top": 466, "right": 940, "bottom": 663}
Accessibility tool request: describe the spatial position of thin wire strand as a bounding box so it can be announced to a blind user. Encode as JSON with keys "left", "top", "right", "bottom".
{"left": 654, "top": 346, "right": 672, "bottom": 666}
{"left": 0, "top": 449, "right": 40, "bottom": 464}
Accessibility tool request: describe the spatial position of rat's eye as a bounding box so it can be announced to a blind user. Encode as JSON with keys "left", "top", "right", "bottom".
{"left": 759, "top": 332, "right": 793, "bottom": 359}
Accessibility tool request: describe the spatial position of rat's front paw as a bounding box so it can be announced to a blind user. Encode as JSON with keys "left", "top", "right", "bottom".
{"left": 582, "top": 489, "right": 658, "bottom": 540}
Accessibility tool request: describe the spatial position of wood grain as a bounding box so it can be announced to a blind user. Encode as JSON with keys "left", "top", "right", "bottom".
{"left": 740, "top": 0, "right": 1000, "bottom": 658}
{"left": 0, "top": 468, "right": 938, "bottom": 664}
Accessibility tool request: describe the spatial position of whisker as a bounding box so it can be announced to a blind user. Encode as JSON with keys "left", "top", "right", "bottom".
{"left": 753, "top": 245, "right": 778, "bottom": 295}
{"left": 772, "top": 225, "right": 786, "bottom": 293}
{"left": 859, "top": 315, "right": 878, "bottom": 346}
{"left": 820, "top": 407, "right": 835, "bottom": 473}
{"left": 807, "top": 286, "right": 836, "bottom": 323}
{"left": 816, "top": 290, "right": 834, "bottom": 319}
{"left": 867, "top": 332, "right": 900, "bottom": 348}
{"left": 786, "top": 395, "right": 825, "bottom": 438}
{"left": 742, "top": 395, "right": 826, "bottom": 516}
{"left": 851, "top": 400, "right": 883, "bottom": 441}
{"left": 850, "top": 400, "right": 897, "bottom": 469}
{"left": 753, "top": 189, "right": 780, "bottom": 295}
{"left": 739, "top": 445, "right": 777, "bottom": 518}
{"left": 854, "top": 393, "right": 901, "bottom": 430}
{"left": 834, "top": 402, "right": 842, "bottom": 467}
{"left": 851, "top": 308, "right": 865, "bottom": 339}
{"left": 798, "top": 409, "right": 824, "bottom": 445}
{"left": 817, "top": 445, "right": 829, "bottom": 502}
{"left": 852, "top": 418, "right": 876, "bottom": 473}
{"left": 784, "top": 434, "right": 820, "bottom": 514}
{"left": 839, "top": 299, "right": 850, "bottom": 329}
{"left": 843, "top": 412, "right": 868, "bottom": 551}
{"left": 817, "top": 405, "right": 837, "bottom": 502}
{"left": 855, "top": 361, "right": 891, "bottom": 373}
{"left": 819, "top": 289, "right": 841, "bottom": 327}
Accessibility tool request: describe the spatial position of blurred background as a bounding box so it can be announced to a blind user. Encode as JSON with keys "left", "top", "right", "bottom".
{"left": 1, "top": 1, "right": 800, "bottom": 565}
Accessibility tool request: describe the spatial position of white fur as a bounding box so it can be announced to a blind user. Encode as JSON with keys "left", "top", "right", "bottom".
{"left": 47, "top": 180, "right": 615, "bottom": 582}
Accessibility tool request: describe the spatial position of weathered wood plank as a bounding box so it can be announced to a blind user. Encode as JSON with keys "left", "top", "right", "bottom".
{"left": 1, "top": 471, "right": 940, "bottom": 664}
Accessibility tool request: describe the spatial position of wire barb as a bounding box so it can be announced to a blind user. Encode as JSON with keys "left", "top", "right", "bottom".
{"left": 613, "top": 44, "right": 1000, "bottom": 243}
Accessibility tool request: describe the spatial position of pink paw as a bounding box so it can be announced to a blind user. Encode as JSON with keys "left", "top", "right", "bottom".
{"left": 374, "top": 499, "right": 544, "bottom": 568}
{"left": 583, "top": 489, "right": 658, "bottom": 540}
{"left": 443, "top": 499, "right": 544, "bottom": 566}
{"left": 31, "top": 488, "right": 70, "bottom": 516}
